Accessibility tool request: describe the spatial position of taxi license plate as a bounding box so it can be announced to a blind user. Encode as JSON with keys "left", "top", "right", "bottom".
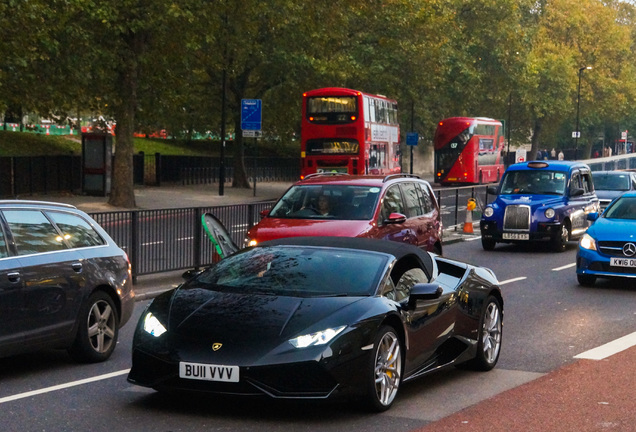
{"left": 610, "top": 258, "right": 636, "bottom": 268}
{"left": 179, "top": 361, "right": 239, "bottom": 382}
{"left": 503, "top": 233, "right": 529, "bottom": 240}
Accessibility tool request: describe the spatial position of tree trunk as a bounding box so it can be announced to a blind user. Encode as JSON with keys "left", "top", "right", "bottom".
{"left": 108, "top": 48, "right": 138, "bottom": 208}
{"left": 232, "top": 116, "right": 251, "bottom": 188}
{"left": 529, "top": 117, "right": 543, "bottom": 161}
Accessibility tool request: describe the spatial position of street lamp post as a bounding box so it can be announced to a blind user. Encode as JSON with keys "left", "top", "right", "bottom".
{"left": 574, "top": 66, "right": 592, "bottom": 160}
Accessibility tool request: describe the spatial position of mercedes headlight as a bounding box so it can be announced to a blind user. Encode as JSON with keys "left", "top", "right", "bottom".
{"left": 143, "top": 312, "right": 167, "bottom": 337}
{"left": 289, "top": 326, "right": 346, "bottom": 348}
{"left": 483, "top": 207, "right": 494, "bottom": 218}
{"left": 545, "top": 208, "right": 555, "bottom": 219}
{"left": 579, "top": 233, "right": 597, "bottom": 251}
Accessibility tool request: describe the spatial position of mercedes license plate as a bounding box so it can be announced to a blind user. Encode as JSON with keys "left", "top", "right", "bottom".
{"left": 503, "top": 233, "right": 529, "bottom": 240}
{"left": 179, "top": 361, "right": 239, "bottom": 382}
{"left": 610, "top": 257, "right": 636, "bottom": 268}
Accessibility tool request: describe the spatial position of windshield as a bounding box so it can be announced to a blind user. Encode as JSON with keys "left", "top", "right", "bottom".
{"left": 269, "top": 185, "right": 380, "bottom": 220}
{"left": 593, "top": 173, "right": 630, "bottom": 191}
{"left": 500, "top": 170, "right": 567, "bottom": 195}
{"left": 603, "top": 196, "right": 636, "bottom": 220}
{"left": 194, "top": 246, "right": 388, "bottom": 297}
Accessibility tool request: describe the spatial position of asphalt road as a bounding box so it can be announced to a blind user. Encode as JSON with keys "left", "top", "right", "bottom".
{"left": 2, "top": 238, "right": 635, "bottom": 431}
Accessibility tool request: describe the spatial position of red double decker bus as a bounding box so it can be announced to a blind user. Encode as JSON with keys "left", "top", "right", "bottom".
{"left": 300, "top": 88, "right": 401, "bottom": 178}
{"left": 434, "top": 117, "right": 505, "bottom": 185}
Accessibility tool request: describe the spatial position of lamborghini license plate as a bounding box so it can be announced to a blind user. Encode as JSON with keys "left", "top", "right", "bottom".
{"left": 179, "top": 361, "right": 239, "bottom": 382}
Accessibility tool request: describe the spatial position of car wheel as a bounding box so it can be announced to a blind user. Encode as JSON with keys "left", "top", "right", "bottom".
{"left": 481, "top": 237, "right": 496, "bottom": 251}
{"left": 551, "top": 221, "right": 570, "bottom": 252}
{"left": 465, "top": 296, "right": 502, "bottom": 371}
{"left": 577, "top": 274, "right": 596, "bottom": 286}
{"left": 68, "top": 291, "right": 119, "bottom": 363}
{"left": 363, "top": 326, "right": 402, "bottom": 412}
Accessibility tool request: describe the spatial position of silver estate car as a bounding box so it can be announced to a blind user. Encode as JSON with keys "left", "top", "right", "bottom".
{"left": 0, "top": 200, "right": 134, "bottom": 362}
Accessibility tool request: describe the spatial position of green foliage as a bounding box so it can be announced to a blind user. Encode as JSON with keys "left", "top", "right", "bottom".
{"left": 2, "top": 0, "right": 636, "bottom": 167}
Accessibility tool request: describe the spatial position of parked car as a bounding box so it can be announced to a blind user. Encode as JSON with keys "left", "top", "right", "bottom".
{"left": 480, "top": 161, "right": 599, "bottom": 252}
{"left": 576, "top": 191, "right": 636, "bottom": 286}
{"left": 127, "top": 236, "right": 502, "bottom": 412}
{"left": 591, "top": 170, "right": 636, "bottom": 210}
{"left": 245, "top": 173, "right": 443, "bottom": 255}
{"left": 0, "top": 200, "right": 134, "bottom": 362}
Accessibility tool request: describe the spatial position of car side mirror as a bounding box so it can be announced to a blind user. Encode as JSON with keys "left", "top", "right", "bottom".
{"left": 182, "top": 268, "right": 203, "bottom": 280}
{"left": 587, "top": 212, "right": 599, "bottom": 222}
{"left": 408, "top": 283, "right": 443, "bottom": 308}
{"left": 260, "top": 209, "right": 270, "bottom": 218}
{"left": 384, "top": 212, "right": 407, "bottom": 224}
{"left": 571, "top": 188, "right": 585, "bottom": 197}
{"left": 487, "top": 186, "right": 498, "bottom": 195}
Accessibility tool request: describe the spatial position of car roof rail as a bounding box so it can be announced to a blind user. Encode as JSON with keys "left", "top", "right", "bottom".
{"left": 303, "top": 172, "right": 350, "bottom": 180}
{"left": 383, "top": 173, "right": 421, "bottom": 182}
{"left": 0, "top": 200, "right": 77, "bottom": 209}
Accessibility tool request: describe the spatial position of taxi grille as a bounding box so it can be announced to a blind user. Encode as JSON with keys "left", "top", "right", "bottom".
{"left": 503, "top": 205, "right": 530, "bottom": 231}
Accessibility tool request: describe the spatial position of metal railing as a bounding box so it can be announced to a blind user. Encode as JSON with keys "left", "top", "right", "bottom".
{"left": 90, "top": 201, "right": 276, "bottom": 279}
{"left": 89, "top": 186, "right": 491, "bottom": 279}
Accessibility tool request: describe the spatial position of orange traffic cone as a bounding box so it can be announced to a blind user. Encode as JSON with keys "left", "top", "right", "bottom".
{"left": 463, "top": 198, "right": 476, "bottom": 234}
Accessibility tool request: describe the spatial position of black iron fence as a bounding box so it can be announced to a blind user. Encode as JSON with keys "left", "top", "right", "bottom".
{"left": 88, "top": 185, "right": 492, "bottom": 279}
{"left": 89, "top": 201, "right": 276, "bottom": 279}
{"left": 0, "top": 154, "right": 300, "bottom": 197}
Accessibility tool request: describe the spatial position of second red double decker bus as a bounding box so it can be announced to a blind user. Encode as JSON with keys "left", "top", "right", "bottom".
{"left": 434, "top": 117, "right": 505, "bottom": 185}
{"left": 300, "top": 88, "right": 401, "bottom": 178}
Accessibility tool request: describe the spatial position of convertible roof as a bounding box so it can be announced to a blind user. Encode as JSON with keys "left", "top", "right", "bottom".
{"left": 258, "top": 236, "right": 434, "bottom": 277}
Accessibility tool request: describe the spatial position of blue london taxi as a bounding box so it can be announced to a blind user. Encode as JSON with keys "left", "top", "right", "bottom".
{"left": 480, "top": 160, "right": 599, "bottom": 252}
{"left": 576, "top": 191, "right": 636, "bottom": 286}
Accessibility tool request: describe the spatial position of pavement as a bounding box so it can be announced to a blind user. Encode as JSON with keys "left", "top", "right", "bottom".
{"left": 18, "top": 181, "right": 636, "bottom": 430}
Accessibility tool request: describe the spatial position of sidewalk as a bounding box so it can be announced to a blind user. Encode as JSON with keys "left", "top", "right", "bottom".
{"left": 32, "top": 181, "right": 294, "bottom": 214}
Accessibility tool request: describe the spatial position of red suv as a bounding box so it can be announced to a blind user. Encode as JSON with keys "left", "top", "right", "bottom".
{"left": 245, "top": 174, "right": 443, "bottom": 254}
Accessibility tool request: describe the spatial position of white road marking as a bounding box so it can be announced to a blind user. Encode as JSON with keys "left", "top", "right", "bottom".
{"left": 574, "top": 331, "right": 636, "bottom": 360}
{"left": 465, "top": 236, "right": 482, "bottom": 242}
{"left": 552, "top": 263, "right": 576, "bottom": 271}
{"left": 0, "top": 369, "right": 130, "bottom": 404}
{"left": 499, "top": 277, "right": 527, "bottom": 285}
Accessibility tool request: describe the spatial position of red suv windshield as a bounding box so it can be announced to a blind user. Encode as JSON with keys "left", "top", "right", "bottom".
{"left": 268, "top": 184, "right": 381, "bottom": 220}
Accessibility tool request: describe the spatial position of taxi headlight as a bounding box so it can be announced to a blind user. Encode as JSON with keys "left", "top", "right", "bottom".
{"left": 545, "top": 208, "right": 555, "bottom": 219}
{"left": 143, "top": 312, "right": 167, "bottom": 337}
{"left": 483, "top": 207, "right": 494, "bottom": 218}
{"left": 579, "top": 233, "right": 597, "bottom": 251}
{"left": 289, "top": 326, "right": 346, "bottom": 348}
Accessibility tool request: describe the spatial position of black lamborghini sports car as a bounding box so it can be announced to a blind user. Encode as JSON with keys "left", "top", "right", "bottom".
{"left": 128, "top": 235, "right": 503, "bottom": 411}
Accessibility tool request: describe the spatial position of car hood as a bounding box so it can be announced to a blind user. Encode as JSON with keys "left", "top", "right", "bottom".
{"left": 595, "top": 190, "right": 625, "bottom": 201}
{"left": 248, "top": 218, "right": 372, "bottom": 242}
{"left": 163, "top": 284, "right": 365, "bottom": 345}
{"left": 494, "top": 194, "right": 565, "bottom": 208}
{"left": 588, "top": 217, "right": 636, "bottom": 241}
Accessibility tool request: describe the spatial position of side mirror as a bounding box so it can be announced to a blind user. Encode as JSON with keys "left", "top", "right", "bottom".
{"left": 408, "top": 283, "right": 443, "bottom": 308}
{"left": 587, "top": 212, "right": 599, "bottom": 222}
{"left": 384, "top": 212, "right": 407, "bottom": 224}
{"left": 182, "top": 268, "right": 203, "bottom": 280}
{"left": 487, "top": 186, "right": 498, "bottom": 195}
{"left": 260, "top": 209, "right": 270, "bottom": 218}
{"left": 571, "top": 188, "right": 585, "bottom": 197}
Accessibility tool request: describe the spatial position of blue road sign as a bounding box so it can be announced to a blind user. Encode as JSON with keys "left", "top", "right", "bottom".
{"left": 406, "top": 132, "right": 418, "bottom": 146}
{"left": 241, "top": 99, "right": 262, "bottom": 131}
